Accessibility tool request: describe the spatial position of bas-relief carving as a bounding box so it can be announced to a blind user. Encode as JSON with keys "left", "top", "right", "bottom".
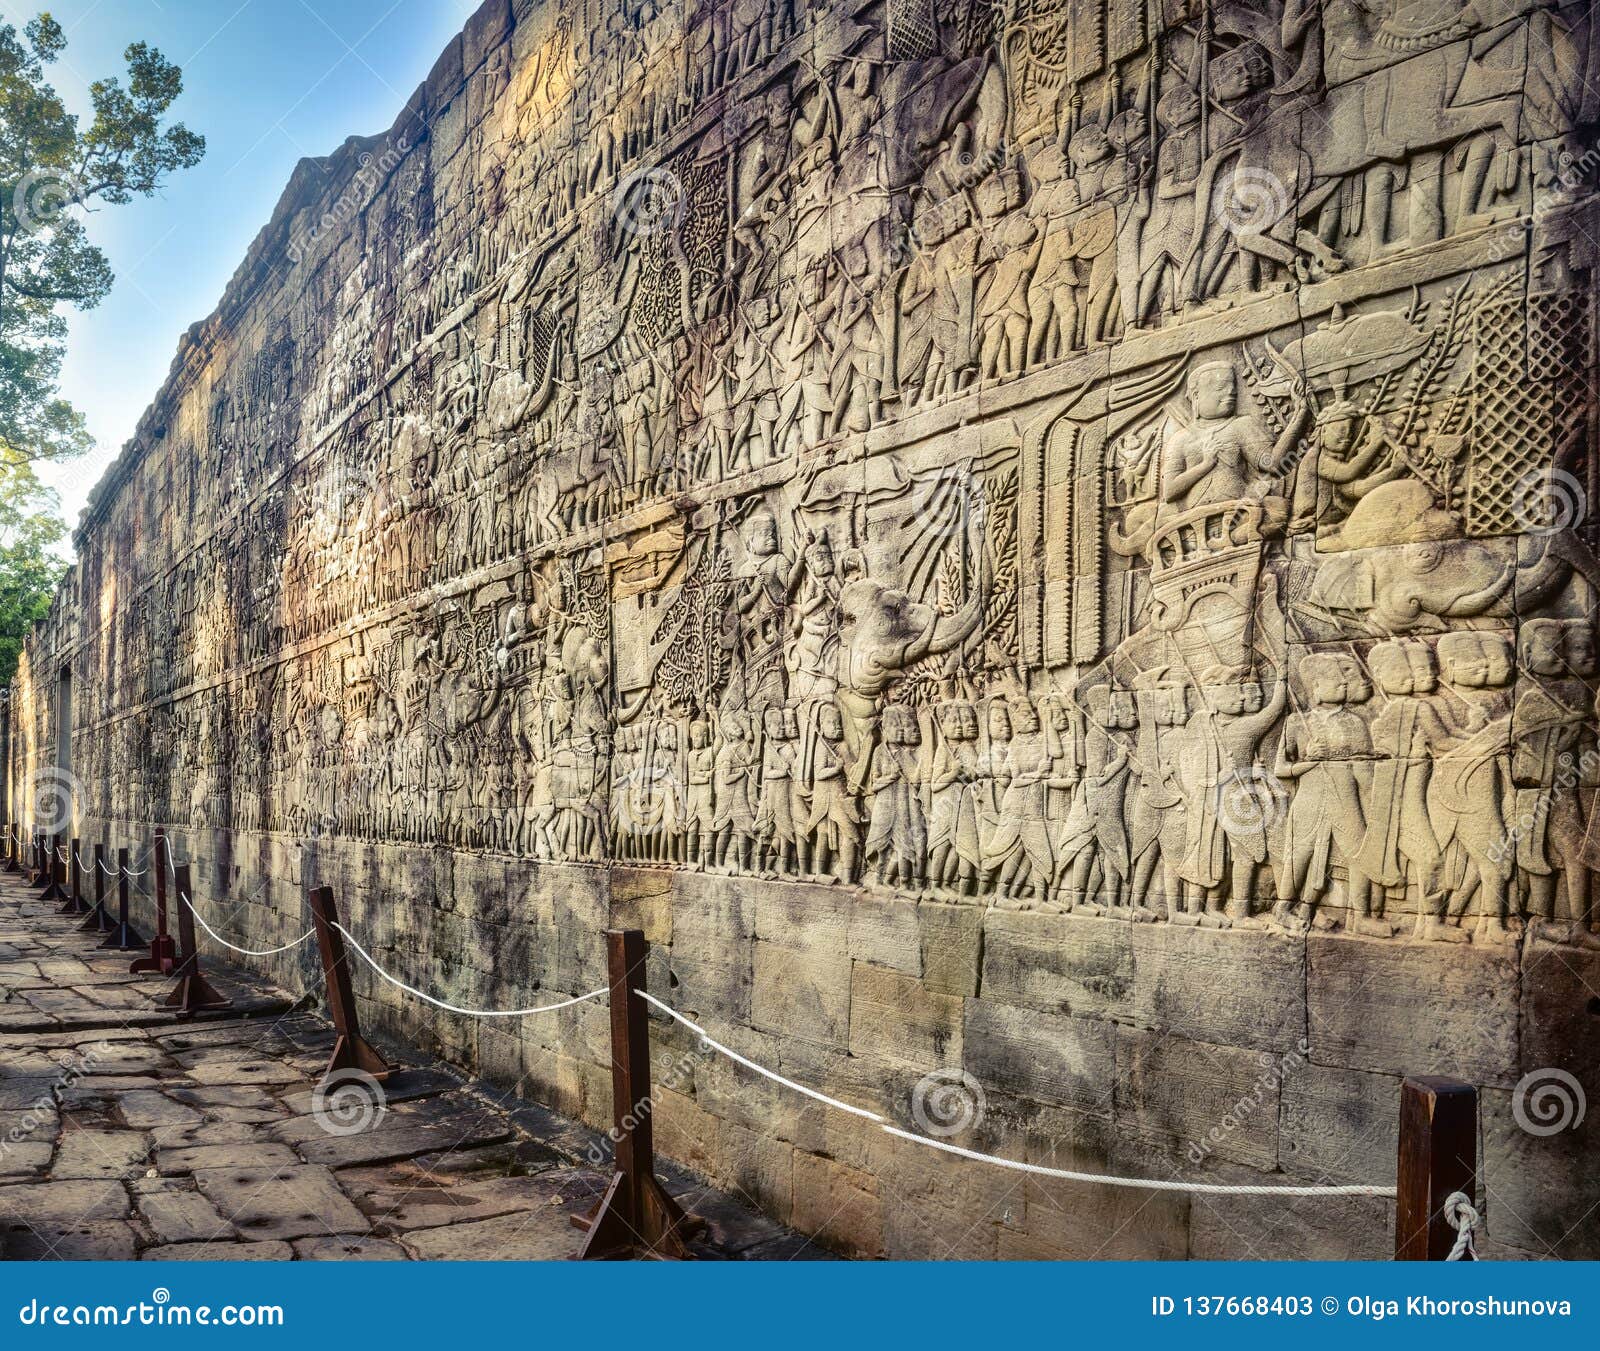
{"left": 17, "top": 0, "right": 1600, "bottom": 953}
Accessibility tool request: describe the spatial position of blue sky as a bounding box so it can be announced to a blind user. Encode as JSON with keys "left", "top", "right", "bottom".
{"left": 9, "top": 0, "right": 476, "bottom": 541}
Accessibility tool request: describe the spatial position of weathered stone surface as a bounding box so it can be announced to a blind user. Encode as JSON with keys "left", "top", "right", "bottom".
{"left": 191, "top": 1164, "right": 368, "bottom": 1242}
{"left": 918, "top": 903, "right": 984, "bottom": 998}
{"left": 848, "top": 963, "right": 962, "bottom": 1071}
{"left": 980, "top": 912, "right": 1133, "bottom": 1020}
{"left": 1131, "top": 926, "right": 1303, "bottom": 1053}
{"left": 157, "top": 1142, "right": 298, "bottom": 1176}
{"left": 1115, "top": 1028, "right": 1280, "bottom": 1171}
{"left": 751, "top": 940, "right": 850, "bottom": 1050}
{"left": 0, "top": 1178, "right": 129, "bottom": 1223}
{"left": 52, "top": 1129, "right": 151, "bottom": 1180}
{"left": 791, "top": 1152, "right": 882, "bottom": 1261}
{"left": 143, "top": 1241, "right": 293, "bottom": 1261}
{"left": 118, "top": 1090, "right": 203, "bottom": 1131}
{"left": 403, "top": 1210, "right": 583, "bottom": 1261}
{"left": 293, "top": 1235, "right": 409, "bottom": 1261}
{"left": 1278, "top": 1063, "right": 1399, "bottom": 1188}
{"left": 134, "top": 1181, "right": 235, "bottom": 1245}
{"left": 963, "top": 999, "right": 1116, "bottom": 1118}
{"left": 1308, "top": 935, "right": 1519, "bottom": 1085}
{"left": 4, "top": 1220, "right": 140, "bottom": 1261}
{"left": 10, "top": 0, "right": 1600, "bottom": 1263}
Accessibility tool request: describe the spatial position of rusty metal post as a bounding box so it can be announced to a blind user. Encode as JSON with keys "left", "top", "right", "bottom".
{"left": 163, "top": 863, "right": 230, "bottom": 1018}
{"left": 1396, "top": 1076, "right": 1478, "bottom": 1260}
{"left": 80, "top": 844, "right": 113, "bottom": 934}
{"left": 58, "top": 837, "right": 84, "bottom": 915}
{"left": 572, "top": 928, "right": 701, "bottom": 1260}
{"left": 307, "top": 885, "right": 391, "bottom": 1080}
{"left": 41, "top": 833, "right": 68, "bottom": 905}
{"left": 100, "top": 847, "right": 146, "bottom": 951}
{"left": 130, "top": 829, "right": 176, "bottom": 975}
{"left": 31, "top": 833, "right": 49, "bottom": 889}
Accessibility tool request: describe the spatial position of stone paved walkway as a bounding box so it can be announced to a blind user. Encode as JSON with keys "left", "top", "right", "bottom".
{"left": 0, "top": 869, "right": 830, "bottom": 1261}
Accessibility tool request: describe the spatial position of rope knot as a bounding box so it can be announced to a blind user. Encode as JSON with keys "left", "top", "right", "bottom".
{"left": 1443, "top": 1190, "right": 1480, "bottom": 1261}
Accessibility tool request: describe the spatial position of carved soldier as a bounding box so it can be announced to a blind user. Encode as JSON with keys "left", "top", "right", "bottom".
{"left": 1358, "top": 640, "right": 1467, "bottom": 942}
{"left": 1513, "top": 621, "right": 1598, "bottom": 946}
{"left": 1273, "top": 653, "right": 1384, "bottom": 935}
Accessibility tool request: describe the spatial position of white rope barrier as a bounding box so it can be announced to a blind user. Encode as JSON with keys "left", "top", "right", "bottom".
{"left": 176, "top": 891, "right": 316, "bottom": 959}
{"left": 637, "top": 991, "right": 1397, "bottom": 1200}
{"left": 13, "top": 827, "right": 1410, "bottom": 1206}
{"left": 637, "top": 990, "right": 886, "bottom": 1124}
{"left": 332, "top": 921, "right": 608, "bottom": 1019}
{"left": 1444, "top": 1191, "right": 1481, "bottom": 1260}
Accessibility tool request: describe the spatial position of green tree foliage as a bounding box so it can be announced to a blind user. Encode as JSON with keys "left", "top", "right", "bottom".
{"left": 0, "top": 12, "right": 205, "bottom": 464}
{"left": 0, "top": 452, "right": 65, "bottom": 684}
{"left": 0, "top": 13, "right": 203, "bottom": 686}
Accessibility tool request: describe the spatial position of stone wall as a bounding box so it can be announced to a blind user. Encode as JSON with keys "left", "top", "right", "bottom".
{"left": 10, "top": 0, "right": 1600, "bottom": 1258}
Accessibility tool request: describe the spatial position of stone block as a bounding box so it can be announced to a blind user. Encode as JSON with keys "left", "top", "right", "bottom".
{"left": 848, "top": 894, "right": 920, "bottom": 976}
{"left": 1481, "top": 1085, "right": 1600, "bottom": 1258}
{"left": 753, "top": 882, "right": 851, "bottom": 954}
{"left": 1115, "top": 1027, "right": 1281, "bottom": 1170}
{"left": 920, "top": 902, "right": 983, "bottom": 997}
{"left": 980, "top": 911, "right": 1133, "bottom": 1018}
{"left": 751, "top": 940, "right": 850, "bottom": 1050}
{"left": 963, "top": 999, "right": 1116, "bottom": 1118}
{"left": 848, "top": 963, "right": 961, "bottom": 1071}
{"left": 791, "top": 1150, "right": 882, "bottom": 1259}
{"left": 1132, "top": 924, "right": 1304, "bottom": 1052}
{"left": 1307, "top": 933, "right": 1518, "bottom": 1086}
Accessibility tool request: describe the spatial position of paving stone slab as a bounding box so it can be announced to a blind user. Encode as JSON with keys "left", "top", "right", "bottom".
{"left": 156, "top": 1141, "right": 299, "bottom": 1176}
{"left": 3, "top": 1219, "right": 140, "bottom": 1260}
{"left": 293, "top": 1235, "right": 409, "bottom": 1260}
{"left": 142, "top": 1240, "right": 293, "bottom": 1261}
{"left": 403, "top": 1208, "right": 582, "bottom": 1260}
{"left": 134, "top": 1180, "right": 236, "bottom": 1245}
{"left": 118, "top": 1090, "right": 203, "bottom": 1131}
{"left": 192, "top": 1163, "right": 368, "bottom": 1241}
{"left": 52, "top": 1129, "right": 152, "bottom": 1180}
{"left": 0, "top": 1178, "right": 130, "bottom": 1223}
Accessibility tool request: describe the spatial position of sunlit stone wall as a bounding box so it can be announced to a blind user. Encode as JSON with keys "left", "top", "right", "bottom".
{"left": 11, "top": 0, "right": 1600, "bottom": 1257}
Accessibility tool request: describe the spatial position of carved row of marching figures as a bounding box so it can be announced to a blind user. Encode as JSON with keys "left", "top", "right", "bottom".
{"left": 89, "top": 618, "right": 1600, "bottom": 947}
{"left": 202, "top": 0, "right": 1593, "bottom": 547}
